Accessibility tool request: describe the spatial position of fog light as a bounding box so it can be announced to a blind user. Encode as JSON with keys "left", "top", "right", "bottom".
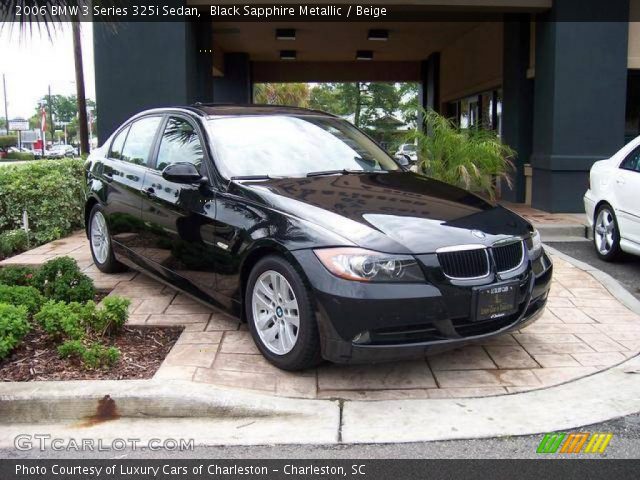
{"left": 352, "top": 331, "right": 371, "bottom": 344}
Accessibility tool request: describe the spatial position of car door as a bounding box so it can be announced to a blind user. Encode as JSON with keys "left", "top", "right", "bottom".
{"left": 101, "top": 116, "right": 162, "bottom": 258}
{"left": 616, "top": 146, "right": 640, "bottom": 244}
{"left": 139, "top": 115, "right": 219, "bottom": 301}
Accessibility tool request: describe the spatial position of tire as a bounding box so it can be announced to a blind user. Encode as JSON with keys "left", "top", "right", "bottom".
{"left": 593, "top": 203, "right": 622, "bottom": 262}
{"left": 88, "top": 204, "right": 127, "bottom": 273}
{"left": 245, "top": 255, "right": 321, "bottom": 371}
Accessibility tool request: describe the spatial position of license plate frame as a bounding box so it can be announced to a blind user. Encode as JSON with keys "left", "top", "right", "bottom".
{"left": 473, "top": 282, "right": 519, "bottom": 321}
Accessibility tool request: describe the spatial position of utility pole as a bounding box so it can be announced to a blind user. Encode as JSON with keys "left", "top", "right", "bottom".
{"left": 72, "top": 21, "right": 90, "bottom": 155}
{"left": 2, "top": 74, "right": 8, "bottom": 135}
{"left": 47, "top": 85, "right": 54, "bottom": 143}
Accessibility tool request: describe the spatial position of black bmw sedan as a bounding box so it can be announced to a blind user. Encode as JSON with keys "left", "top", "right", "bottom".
{"left": 84, "top": 105, "right": 552, "bottom": 370}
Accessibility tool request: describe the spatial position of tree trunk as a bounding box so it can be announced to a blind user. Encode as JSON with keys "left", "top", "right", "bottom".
{"left": 73, "top": 21, "right": 90, "bottom": 155}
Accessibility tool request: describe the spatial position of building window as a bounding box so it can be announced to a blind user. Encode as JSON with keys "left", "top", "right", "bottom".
{"left": 447, "top": 88, "right": 503, "bottom": 137}
{"left": 626, "top": 70, "right": 640, "bottom": 144}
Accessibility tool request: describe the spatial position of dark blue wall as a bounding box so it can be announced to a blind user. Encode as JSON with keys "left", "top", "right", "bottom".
{"left": 212, "top": 53, "right": 252, "bottom": 104}
{"left": 501, "top": 16, "right": 534, "bottom": 203}
{"left": 94, "top": 19, "right": 212, "bottom": 143}
{"left": 531, "top": 0, "right": 629, "bottom": 212}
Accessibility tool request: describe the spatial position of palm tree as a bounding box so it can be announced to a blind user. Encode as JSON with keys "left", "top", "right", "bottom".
{"left": 408, "top": 109, "right": 515, "bottom": 200}
{"left": 2, "top": 0, "right": 108, "bottom": 154}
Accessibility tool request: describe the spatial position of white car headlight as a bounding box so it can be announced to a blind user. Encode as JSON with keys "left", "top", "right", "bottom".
{"left": 314, "top": 247, "right": 425, "bottom": 283}
{"left": 527, "top": 229, "right": 543, "bottom": 259}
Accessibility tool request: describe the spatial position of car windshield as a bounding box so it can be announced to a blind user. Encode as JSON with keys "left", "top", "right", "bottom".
{"left": 206, "top": 115, "right": 400, "bottom": 178}
{"left": 403, "top": 145, "right": 416, "bottom": 152}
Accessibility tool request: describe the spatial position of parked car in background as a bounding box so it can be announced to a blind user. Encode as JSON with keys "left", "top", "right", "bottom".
{"left": 584, "top": 135, "right": 640, "bottom": 260}
{"left": 395, "top": 143, "right": 418, "bottom": 163}
{"left": 47, "top": 144, "right": 76, "bottom": 159}
{"left": 85, "top": 105, "right": 552, "bottom": 370}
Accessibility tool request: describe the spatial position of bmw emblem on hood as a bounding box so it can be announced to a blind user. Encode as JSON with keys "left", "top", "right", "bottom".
{"left": 471, "top": 230, "right": 486, "bottom": 239}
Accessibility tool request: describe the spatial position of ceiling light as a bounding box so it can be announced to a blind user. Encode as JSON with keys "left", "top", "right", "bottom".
{"left": 368, "top": 29, "right": 388, "bottom": 41}
{"left": 280, "top": 50, "right": 297, "bottom": 60}
{"left": 356, "top": 50, "right": 373, "bottom": 61}
{"left": 276, "top": 29, "right": 296, "bottom": 41}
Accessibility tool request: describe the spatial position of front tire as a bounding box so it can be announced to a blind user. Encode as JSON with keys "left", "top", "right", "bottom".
{"left": 88, "top": 204, "right": 126, "bottom": 273}
{"left": 245, "top": 255, "right": 321, "bottom": 371}
{"left": 593, "top": 204, "right": 622, "bottom": 262}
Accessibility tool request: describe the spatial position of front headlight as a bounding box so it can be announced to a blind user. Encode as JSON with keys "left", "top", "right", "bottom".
{"left": 527, "top": 229, "right": 543, "bottom": 259}
{"left": 314, "top": 247, "right": 425, "bottom": 283}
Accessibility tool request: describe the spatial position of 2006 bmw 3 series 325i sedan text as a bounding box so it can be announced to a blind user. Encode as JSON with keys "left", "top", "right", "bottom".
{"left": 85, "top": 105, "right": 552, "bottom": 370}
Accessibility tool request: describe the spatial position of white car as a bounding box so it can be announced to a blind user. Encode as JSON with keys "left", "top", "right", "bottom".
{"left": 584, "top": 136, "right": 640, "bottom": 260}
{"left": 395, "top": 143, "right": 418, "bottom": 163}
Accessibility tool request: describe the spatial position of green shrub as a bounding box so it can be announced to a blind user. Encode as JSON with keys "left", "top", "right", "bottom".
{"left": 408, "top": 109, "right": 515, "bottom": 200}
{"left": 34, "top": 300, "right": 94, "bottom": 340}
{"left": 32, "top": 257, "right": 95, "bottom": 303}
{"left": 0, "top": 158, "right": 85, "bottom": 244}
{"left": 0, "top": 284, "right": 44, "bottom": 316}
{"left": 82, "top": 343, "right": 120, "bottom": 369}
{"left": 0, "top": 265, "right": 36, "bottom": 286}
{"left": 0, "top": 229, "right": 29, "bottom": 259}
{"left": 5, "top": 152, "right": 35, "bottom": 161}
{"left": 90, "top": 296, "right": 130, "bottom": 336}
{"left": 0, "top": 135, "right": 17, "bottom": 149}
{"left": 0, "top": 302, "right": 30, "bottom": 359}
{"left": 58, "top": 339, "right": 120, "bottom": 369}
{"left": 57, "top": 339, "right": 85, "bottom": 359}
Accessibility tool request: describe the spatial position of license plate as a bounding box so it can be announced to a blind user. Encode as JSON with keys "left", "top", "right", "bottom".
{"left": 475, "top": 283, "right": 518, "bottom": 321}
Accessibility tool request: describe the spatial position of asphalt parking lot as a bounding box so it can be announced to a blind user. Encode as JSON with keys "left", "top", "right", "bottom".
{"left": 548, "top": 241, "right": 640, "bottom": 301}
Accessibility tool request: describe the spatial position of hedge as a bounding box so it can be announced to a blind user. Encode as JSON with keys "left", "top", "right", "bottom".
{"left": 0, "top": 158, "right": 86, "bottom": 245}
{"left": 4, "top": 152, "right": 36, "bottom": 161}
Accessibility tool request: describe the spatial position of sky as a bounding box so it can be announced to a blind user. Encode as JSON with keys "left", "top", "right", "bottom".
{"left": 0, "top": 22, "right": 95, "bottom": 120}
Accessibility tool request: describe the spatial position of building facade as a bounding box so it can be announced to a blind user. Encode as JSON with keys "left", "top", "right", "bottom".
{"left": 94, "top": 0, "right": 638, "bottom": 212}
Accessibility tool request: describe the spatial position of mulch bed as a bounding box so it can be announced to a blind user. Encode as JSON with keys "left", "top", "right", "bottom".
{"left": 0, "top": 326, "right": 182, "bottom": 382}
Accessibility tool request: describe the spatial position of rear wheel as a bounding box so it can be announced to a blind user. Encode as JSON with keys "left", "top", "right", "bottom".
{"left": 246, "top": 255, "right": 321, "bottom": 371}
{"left": 593, "top": 204, "right": 622, "bottom": 262}
{"left": 88, "top": 205, "right": 127, "bottom": 273}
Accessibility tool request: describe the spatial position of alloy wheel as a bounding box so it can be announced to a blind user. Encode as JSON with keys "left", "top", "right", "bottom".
{"left": 90, "top": 211, "right": 110, "bottom": 264}
{"left": 251, "top": 270, "right": 300, "bottom": 355}
{"left": 594, "top": 208, "right": 615, "bottom": 255}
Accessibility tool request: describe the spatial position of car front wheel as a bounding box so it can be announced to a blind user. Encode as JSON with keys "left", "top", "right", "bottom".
{"left": 245, "top": 255, "right": 321, "bottom": 371}
{"left": 593, "top": 204, "right": 622, "bottom": 261}
{"left": 88, "top": 204, "right": 126, "bottom": 273}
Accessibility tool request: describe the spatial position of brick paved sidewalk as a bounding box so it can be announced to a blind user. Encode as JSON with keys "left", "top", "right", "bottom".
{"left": 2, "top": 232, "right": 638, "bottom": 400}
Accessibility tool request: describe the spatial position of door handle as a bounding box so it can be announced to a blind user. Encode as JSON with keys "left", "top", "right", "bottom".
{"left": 615, "top": 177, "right": 625, "bottom": 185}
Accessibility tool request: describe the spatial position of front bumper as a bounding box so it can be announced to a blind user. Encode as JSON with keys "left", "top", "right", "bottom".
{"left": 584, "top": 192, "right": 596, "bottom": 229}
{"left": 292, "top": 248, "right": 553, "bottom": 364}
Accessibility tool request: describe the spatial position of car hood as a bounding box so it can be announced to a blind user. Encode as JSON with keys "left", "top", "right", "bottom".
{"left": 230, "top": 172, "right": 532, "bottom": 254}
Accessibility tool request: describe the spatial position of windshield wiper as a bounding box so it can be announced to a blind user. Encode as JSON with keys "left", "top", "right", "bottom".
{"left": 306, "top": 169, "right": 369, "bottom": 177}
{"left": 230, "top": 175, "right": 271, "bottom": 181}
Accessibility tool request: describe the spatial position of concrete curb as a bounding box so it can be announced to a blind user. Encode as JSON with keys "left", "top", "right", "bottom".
{"left": 342, "top": 354, "right": 640, "bottom": 443}
{"left": 0, "top": 378, "right": 338, "bottom": 423}
{"left": 0, "top": 380, "right": 340, "bottom": 446}
{"left": 536, "top": 224, "right": 587, "bottom": 241}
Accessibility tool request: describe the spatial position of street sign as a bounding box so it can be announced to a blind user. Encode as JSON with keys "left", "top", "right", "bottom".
{"left": 8, "top": 118, "right": 29, "bottom": 131}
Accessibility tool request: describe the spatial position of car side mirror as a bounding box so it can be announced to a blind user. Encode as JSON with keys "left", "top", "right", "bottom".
{"left": 162, "top": 162, "right": 206, "bottom": 185}
{"left": 394, "top": 154, "right": 410, "bottom": 167}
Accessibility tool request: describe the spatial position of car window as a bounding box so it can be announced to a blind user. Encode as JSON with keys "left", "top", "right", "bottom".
{"left": 120, "top": 116, "right": 162, "bottom": 166}
{"left": 109, "top": 126, "right": 129, "bottom": 160}
{"left": 207, "top": 115, "right": 399, "bottom": 178}
{"left": 620, "top": 147, "right": 640, "bottom": 173}
{"left": 155, "top": 117, "right": 204, "bottom": 172}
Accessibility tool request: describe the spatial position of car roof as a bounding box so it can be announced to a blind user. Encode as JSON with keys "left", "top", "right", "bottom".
{"left": 186, "top": 104, "right": 336, "bottom": 118}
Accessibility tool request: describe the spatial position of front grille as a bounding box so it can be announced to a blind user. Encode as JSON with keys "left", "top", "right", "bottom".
{"left": 437, "top": 248, "right": 489, "bottom": 279}
{"left": 493, "top": 241, "right": 524, "bottom": 273}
